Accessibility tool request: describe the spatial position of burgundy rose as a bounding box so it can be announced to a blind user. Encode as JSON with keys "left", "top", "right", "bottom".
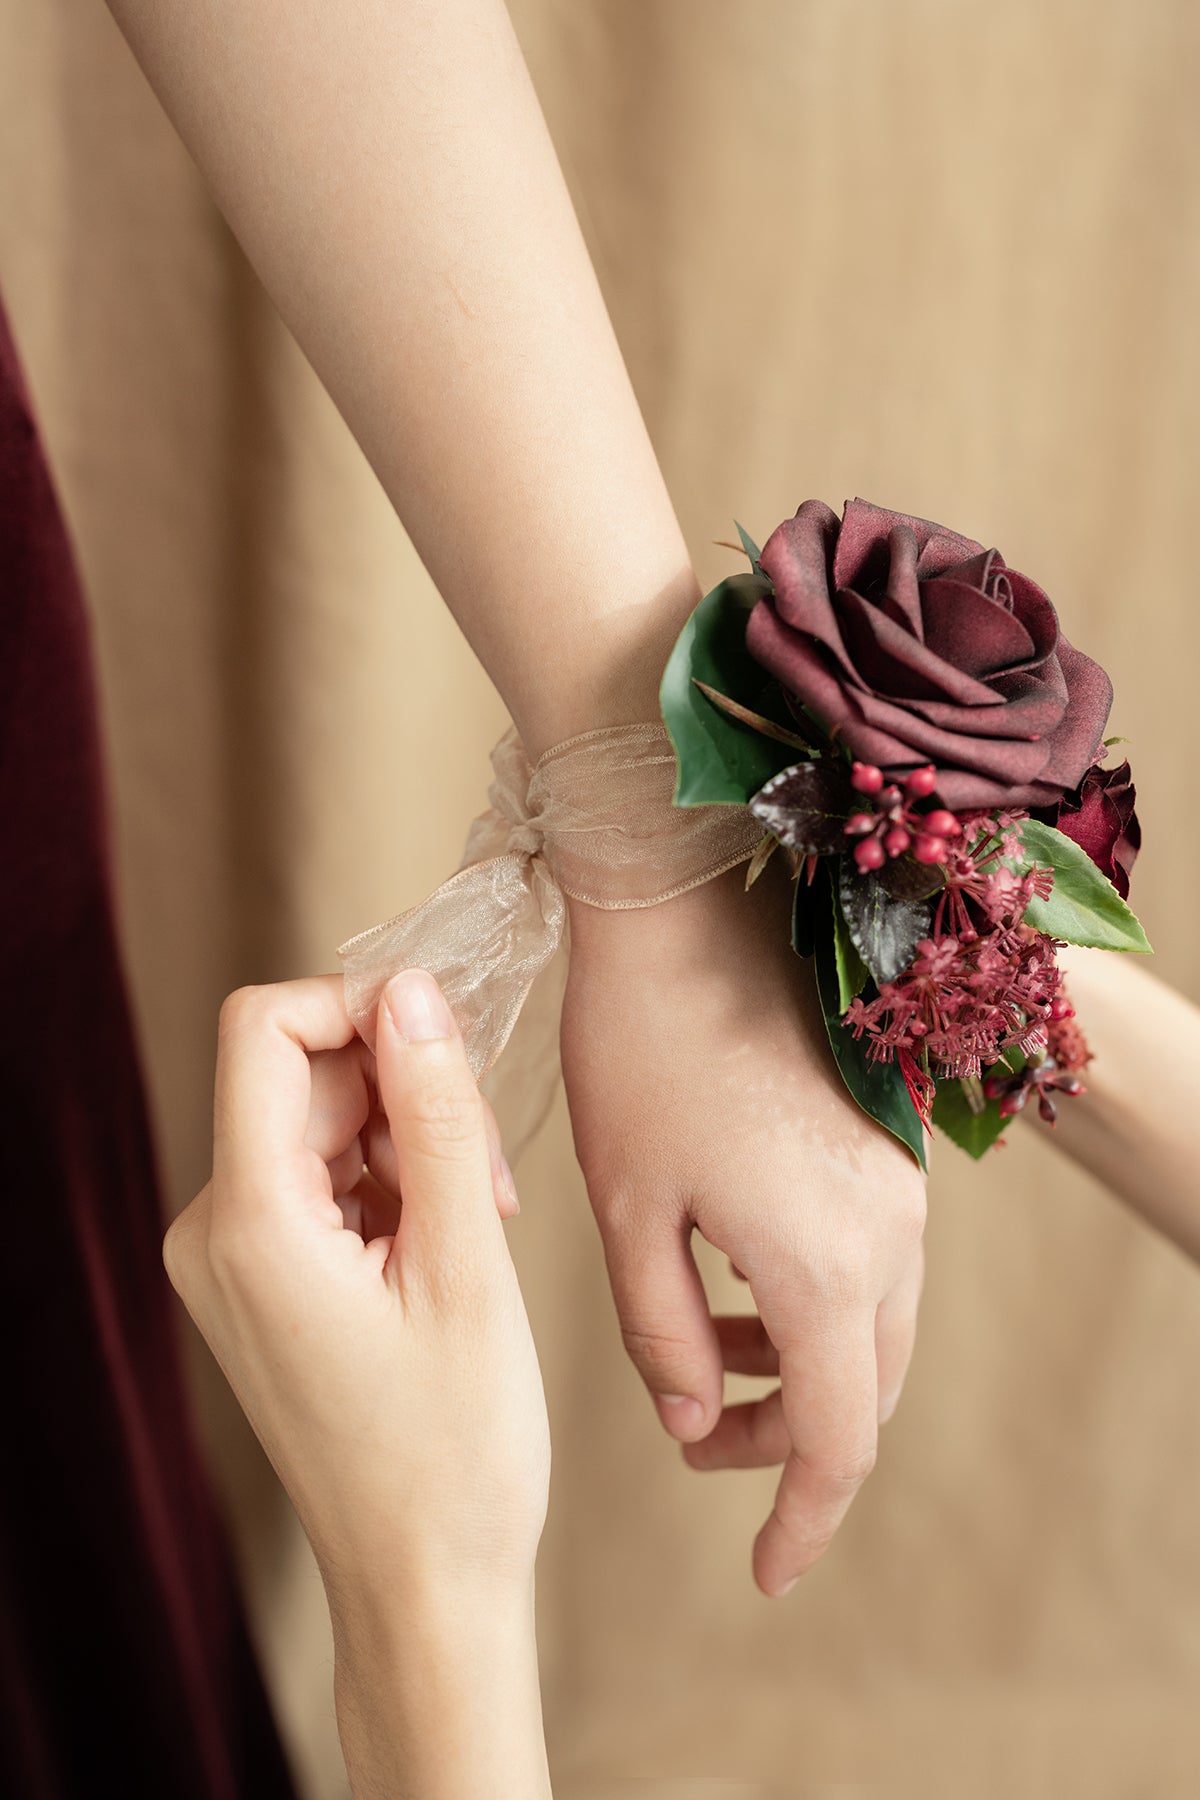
{"left": 746, "top": 498, "right": 1113, "bottom": 811}
{"left": 1053, "top": 758, "right": 1140, "bottom": 899}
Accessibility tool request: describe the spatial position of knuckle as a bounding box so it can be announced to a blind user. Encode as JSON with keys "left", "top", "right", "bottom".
{"left": 162, "top": 1193, "right": 216, "bottom": 1306}
{"left": 403, "top": 1076, "right": 483, "bottom": 1156}
{"left": 620, "top": 1323, "right": 694, "bottom": 1380}
{"left": 217, "top": 984, "right": 270, "bottom": 1039}
{"left": 589, "top": 1181, "right": 646, "bottom": 1235}
{"left": 161, "top": 1212, "right": 189, "bottom": 1291}
{"left": 804, "top": 1441, "right": 877, "bottom": 1490}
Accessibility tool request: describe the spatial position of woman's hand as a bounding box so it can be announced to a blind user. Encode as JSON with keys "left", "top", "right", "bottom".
{"left": 165, "top": 969, "right": 551, "bottom": 1799}
{"left": 561, "top": 860, "right": 927, "bottom": 1599}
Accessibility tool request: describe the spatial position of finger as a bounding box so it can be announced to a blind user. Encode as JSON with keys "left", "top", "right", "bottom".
{"left": 875, "top": 1242, "right": 924, "bottom": 1424}
{"left": 360, "top": 1076, "right": 517, "bottom": 1219}
{"left": 728, "top": 1260, "right": 749, "bottom": 1283}
{"left": 714, "top": 1313, "right": 781, "bottom": 1378}
{"left": 601, "top": 1218, "right": 723, "bottom": 1441}
{"left": 374, "top": 969, "right": 499, "bottom": 1270}
{"left": 336, "top": 1166, "right": 402, "bottom": 1244}
{"left": 213, "top": 976, "right": 358, "bottom": 1213}
{"left": 683, "top": 1389, "right": 789, "bottom": 1472}
{"left": 753, "top": 1313, "right": 879, "bottom": 1598}
{"left": 326, "top": 1138, "right": 368, "bottom": 1199}
{"left": 304, "top": 1040, "right": 373, "bottom": 1167}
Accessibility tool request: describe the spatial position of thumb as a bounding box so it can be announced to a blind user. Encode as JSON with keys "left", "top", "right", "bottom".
{"left": 601, "top": 1216, "right": 724, "bottom": 1443}
{"left": 374, "top": 970, "right": 498, "bottom": 1265}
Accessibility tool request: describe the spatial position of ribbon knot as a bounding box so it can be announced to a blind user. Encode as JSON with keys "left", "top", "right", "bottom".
{"left": 337, "top": 723, "right": 762, "bottom": 1129}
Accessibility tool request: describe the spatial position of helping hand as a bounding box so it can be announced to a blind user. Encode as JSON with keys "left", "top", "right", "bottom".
{"left": 163, "top": 970, "right": 550, "bottom": 1614}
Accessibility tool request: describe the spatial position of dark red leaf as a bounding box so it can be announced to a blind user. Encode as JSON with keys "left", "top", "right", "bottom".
{"left": 750, "top": 760, "right": 854, "bottom": 855}
{"left": 838, "top": 858, "right": 932, "bottom": 986}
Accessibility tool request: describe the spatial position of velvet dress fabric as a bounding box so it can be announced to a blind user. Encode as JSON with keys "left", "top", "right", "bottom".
{"left": 0, "top": 301, "right": 295, "bottom": 1798}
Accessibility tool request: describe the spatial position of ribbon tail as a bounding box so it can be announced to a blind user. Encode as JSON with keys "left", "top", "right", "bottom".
{"left": 337, "top": 852, "right": 566, "bottom": 1075}
{"left": 480, "top": 929, "right": 569, "bottom": 1167}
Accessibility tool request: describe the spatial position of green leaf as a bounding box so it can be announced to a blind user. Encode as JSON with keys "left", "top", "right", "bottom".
{"left": 932, "top": 1079, "right": 1008, "bottom": 1159}
{"left": 1018, "top": 820, "right": 1152, "bottom": 953}
{"left": 660, "top": 573, "right": 798, "bottom": 806}
{"left": 831, "top": 885, "right": 870, "bottom": 1011}
{"left": 692, "top": 682, "right": 813, "bottom": 750}
{"left": 734, "top": 520, "right": 762, "bottom": 568}
{"left": 813, "top": 888, "right": 927, "bottom": 1170}
{"left": 838, "top": 859, "right": 933, "bottom": 985}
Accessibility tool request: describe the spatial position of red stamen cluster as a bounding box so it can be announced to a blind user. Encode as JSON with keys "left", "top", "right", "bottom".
{"left": 844, "top": 763, "right": 961, "bottom": 873}
{"left": 843, "top": 813, "right": 1067, "bottom": 1082}
{"left": 845, "top": 924, "right": 1063, "bottom": 1080}
{"left": 931, "top": 845, "right": 1053, "bottom": 941}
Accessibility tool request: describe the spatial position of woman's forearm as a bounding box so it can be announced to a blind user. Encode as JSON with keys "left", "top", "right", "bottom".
{"left": 1049, "top": 946, "right": 1200, "bottom": 1261}
{"left": 104, "top": 0, "right": 696, "bottom": 756}
{"left": 328, "top": 1576, "right": 550, "bottom": 1800}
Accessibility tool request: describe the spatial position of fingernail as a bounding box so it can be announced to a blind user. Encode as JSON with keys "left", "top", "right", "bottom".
{"left": 656, "top": 1393, "right": 703, "bottom": 1435}
{"left": 500, "top": 1154, "right": 520, "bottom": 1214}
{"left": 385, "top": 970, "right": 454, "bottom": 1042}
{"left": 777, "top": 1578, "right": 799, "bottom": 1598}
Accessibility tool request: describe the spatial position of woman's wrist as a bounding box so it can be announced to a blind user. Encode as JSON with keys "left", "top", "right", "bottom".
{"left": 1046, "top": 946, "right": 1200, "bottom": 1253}
{"left": 504, "top": 562, "right": 700, "bottom": 761}
{"left": 328, "top": 1570, "right": 548, "bottom": 1799}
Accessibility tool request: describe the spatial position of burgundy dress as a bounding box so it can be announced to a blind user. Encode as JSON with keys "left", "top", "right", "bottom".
{"left": 0, "top": 301, "right": 295, "bottom": 1796}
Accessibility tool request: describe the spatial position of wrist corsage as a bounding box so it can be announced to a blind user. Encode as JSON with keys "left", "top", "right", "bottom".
{"left": 661, "top": 497, "right": 1150, "bottom": 1167}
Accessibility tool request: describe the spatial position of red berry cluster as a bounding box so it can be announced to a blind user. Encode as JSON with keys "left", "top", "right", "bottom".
{"left": 843, "top": 763, "right": 961, "bottom": 874}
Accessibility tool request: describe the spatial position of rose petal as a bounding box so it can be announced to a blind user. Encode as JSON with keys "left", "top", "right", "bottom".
{"left": 1034, "top": 637, "right": 1113, "bottom": 792}
{"left": 1004, "top": 569, "right": 1062, "bottom": 665}
{"left": 902, "top": 667, "right": 1066, "bottom": 738}
{"left": 932, "top": 768, "right": 1067, "bottom": 810}
{"left": 942, "top": 548, "right": 1007, "bottom": 600}
{"left": 833, "top": 498, "right": 984, "bottom": 592}
{"left": 1063, "top": 788, "right": 1124, "bottom": 875}
{"left": 758, "top": 501, "right": 846, "bottom": 657}
{"left": 836, "top": 588, "right": 1001, "bottom": 705}
{"left": 879, "top": 525, "right": 924, "bottom": 638}
{"left": 840, "top": 687, "right": 1052, "bottom": 784}
{"left": 1054, "top": 758, "right": 1140, "bottom": 899}
{"left": 919, "top": 578, "right": 1036, "bottom": 679}
{"left": 749, "top": 611, "right": 1057, "bottom": 794}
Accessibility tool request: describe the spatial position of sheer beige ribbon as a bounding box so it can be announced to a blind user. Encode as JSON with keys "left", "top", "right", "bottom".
{"left": 336, "top": 723, "right": 760, "bottom": 1141}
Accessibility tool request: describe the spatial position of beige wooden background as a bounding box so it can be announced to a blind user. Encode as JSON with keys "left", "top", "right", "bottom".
{"left": 3, "top": 3, "right": 1200, "bottom": 1796}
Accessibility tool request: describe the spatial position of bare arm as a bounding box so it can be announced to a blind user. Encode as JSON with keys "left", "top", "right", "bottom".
{"left": 1051, "top": 947, "right": 1200, "bottom": 1262}
{"left": 104, "top": 0, "right": 693, "bottom": 757}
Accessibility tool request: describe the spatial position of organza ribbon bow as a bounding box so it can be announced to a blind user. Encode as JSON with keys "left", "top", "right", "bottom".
{"left": 337, "top": 723, "right": 761, "bottom": 1089}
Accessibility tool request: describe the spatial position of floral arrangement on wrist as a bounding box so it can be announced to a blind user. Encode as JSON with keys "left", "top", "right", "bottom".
{"left": 661, "top": 498, "right": 1150, "bottom": 1166}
